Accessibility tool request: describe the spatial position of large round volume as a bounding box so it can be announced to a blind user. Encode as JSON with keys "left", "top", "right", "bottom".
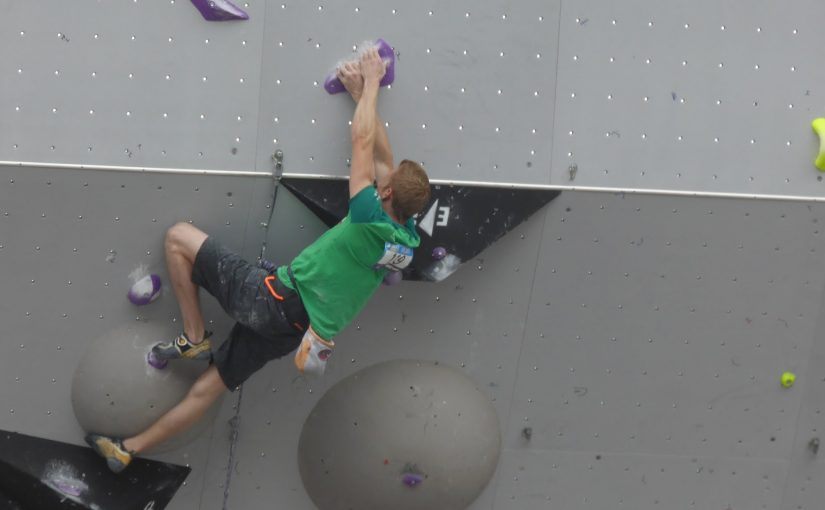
{"left": 70, "top": 322, "right": 221, "bottom": 453}
{"left": 298, "top": 359, "right": 501, "bottom": 510}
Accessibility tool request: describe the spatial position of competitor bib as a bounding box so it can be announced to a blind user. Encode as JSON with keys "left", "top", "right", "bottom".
{"left": 374, "top": 242, "right": 413, "bottom": 271}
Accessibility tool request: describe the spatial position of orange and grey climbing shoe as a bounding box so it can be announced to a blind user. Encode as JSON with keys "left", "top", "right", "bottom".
{"left": 85, "top": 434, "right": 134, "bottom": 474}
{"left": 151, "top": 331, "right": 213, "bottom": 361}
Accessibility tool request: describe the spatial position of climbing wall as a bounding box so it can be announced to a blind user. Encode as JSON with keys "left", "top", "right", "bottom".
{"left": 0, "top": 1, "right": 266, "bottom": 172}
{"left": 2, "top": 1, "right": 825, "bottom": 509}
{"left": 255, "top": 1, "right": 559, "bottom": 184}
{"left": 551, "top": 0, "right": 825, "bottom": 198}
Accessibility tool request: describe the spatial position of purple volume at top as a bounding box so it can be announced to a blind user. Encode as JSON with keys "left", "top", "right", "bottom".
{"left": 324, "top": 39, "right": 395, "bottom": 94}
{"left": 190, "top": 0, "right": 249, "bottom": 21}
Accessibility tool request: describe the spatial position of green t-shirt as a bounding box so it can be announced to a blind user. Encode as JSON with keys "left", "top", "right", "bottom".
{"left": 276, "top": 185, "right": 420, "bottom": 339}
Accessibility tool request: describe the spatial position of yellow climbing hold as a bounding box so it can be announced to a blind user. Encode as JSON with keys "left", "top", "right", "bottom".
{"left": 812, "top": 118, "right": 825, "bottom": 171}
{"left": 781, "top": 371, "right": 796, "bottom": 388}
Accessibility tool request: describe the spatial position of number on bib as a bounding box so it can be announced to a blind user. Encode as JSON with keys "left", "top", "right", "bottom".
{"left": 374, "top": 243, "right": 414, "bottom": 271}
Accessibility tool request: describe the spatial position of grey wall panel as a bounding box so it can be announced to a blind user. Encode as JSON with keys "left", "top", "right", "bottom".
{"left": 222, "top": 193, "right": 331, "bottom": 509}
{"left": 189, "top": 172, "right": 278, "bottom": 510}
{"left": 0, "top": 165, "right": 271, "bottom": 509}
{"left": 0, "top": 1, "right": 265, "bottom": 171}
{"left": 225, "top": 190, "right": 548, "bottom": 509}
{"left": 6, "top": 1, "right": 825, "bottom": 508}
{"left": 509, "top": 191, "right": 825, "bottom": 462}
{"left": 495, "top": 449, "right": 786, "bottom": 509}
{"left": 551, "top": 0, "right": 825, "bottom": 196}
{"left": 257, "top": 0, "right": 559, "bottom": 185}
{"left": 213, "top": 186, "right": 331, "bottom": 510}
{"left": 780, "top": 296, "right": 825, "bottom": 509}
{"left": 223, "top": 357, "right": 325, "bottom": 509}
{"left": 262, "top": 186, "right": 331, "bottom": 265}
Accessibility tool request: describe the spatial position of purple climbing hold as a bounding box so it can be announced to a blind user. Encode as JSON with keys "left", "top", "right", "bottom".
{"left": 147, "top": 351, "right": 168, "bottom": 370}
{"left": 52, "top": 480, "right": 84, "bottom": 498}
{"left": 190, "top": 0, "right": 249, "bottom": 21}
{"left": 383, "top": 270, "right": 402, "bottom": 286}
{"left": 325, "top": 39, "right": 396, "bottom": 95}
{"left": 128, "top": 274, "right": 162, "bottom": 306}
{"left": 431, "top": 246, "right": 447, "bottom": 260}
{"left": 402, "top": 472, "right": 424, "bottom": 487}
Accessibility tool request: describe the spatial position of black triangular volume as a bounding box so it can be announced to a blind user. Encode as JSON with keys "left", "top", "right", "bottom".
{"left": 0, "top": 430, "right": 190, "bottom": 510}
{"left": 412, "top": 184, "right": 561, "bottom": 281}
{"left": 280, "top": 177, "right": 560, "bottom": 282}
{"left": 280, "top": 179, "right": 348, "bottom": 228}
{"left": 0, "top": 458, "right": 85, "bottom": 510}
{"left": 0, "top": 490, "right": 25, "bottom": 510}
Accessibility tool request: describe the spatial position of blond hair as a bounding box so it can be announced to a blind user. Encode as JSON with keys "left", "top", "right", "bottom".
{"left": 390, "top": 160, "right": 431, "bottom": 222}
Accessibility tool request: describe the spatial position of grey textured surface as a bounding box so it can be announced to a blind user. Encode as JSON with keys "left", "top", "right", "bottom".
{"left": 228, "top": 186, "right": 825, "bottom": 510}
{"left": 0, "top": 165, "right": 271, "bottom": 509}
{"left": 780, "top": 294, "right": 825, "bottom": 510}
{"left": 3, "top": 173, "right": 825, "bottom": 509}
{"left": 495, "top": 449, "right": 787, "bottom": 509}
{"left": 0, "top": 1, "right": 265, "bottom": 171}
{"left": 551, "top": 0, "right": 825, "bottom": 196}
{"left": 509, "top": 191, "right": 823, "bottom": 460}
{"left": 298, "top": 360, "right": 501, "bottom": 510}
{"left": 0, "top": 0, "right": 559, "bottom": 185}
{"left": 256, "top": 0, "right": 559, "bottom": 184}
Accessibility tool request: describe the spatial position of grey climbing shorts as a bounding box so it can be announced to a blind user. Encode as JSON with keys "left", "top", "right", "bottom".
{"left": 191, "top": 237, "right": 308, "bottom": 390}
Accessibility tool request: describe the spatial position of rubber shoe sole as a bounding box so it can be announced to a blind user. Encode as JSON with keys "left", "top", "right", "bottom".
{"left": 85, "top": 434, "right": 132, "bottom": 474}
{"left": 152, "top": 331, "right": 213, "bottom": 361}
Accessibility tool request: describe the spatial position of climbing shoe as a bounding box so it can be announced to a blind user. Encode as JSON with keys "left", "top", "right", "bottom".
{"left": 85, "top": 434, "right": 134, "bottom": 474}
{"left": 151, "top": 331, "right": 213, "bottom": 361}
